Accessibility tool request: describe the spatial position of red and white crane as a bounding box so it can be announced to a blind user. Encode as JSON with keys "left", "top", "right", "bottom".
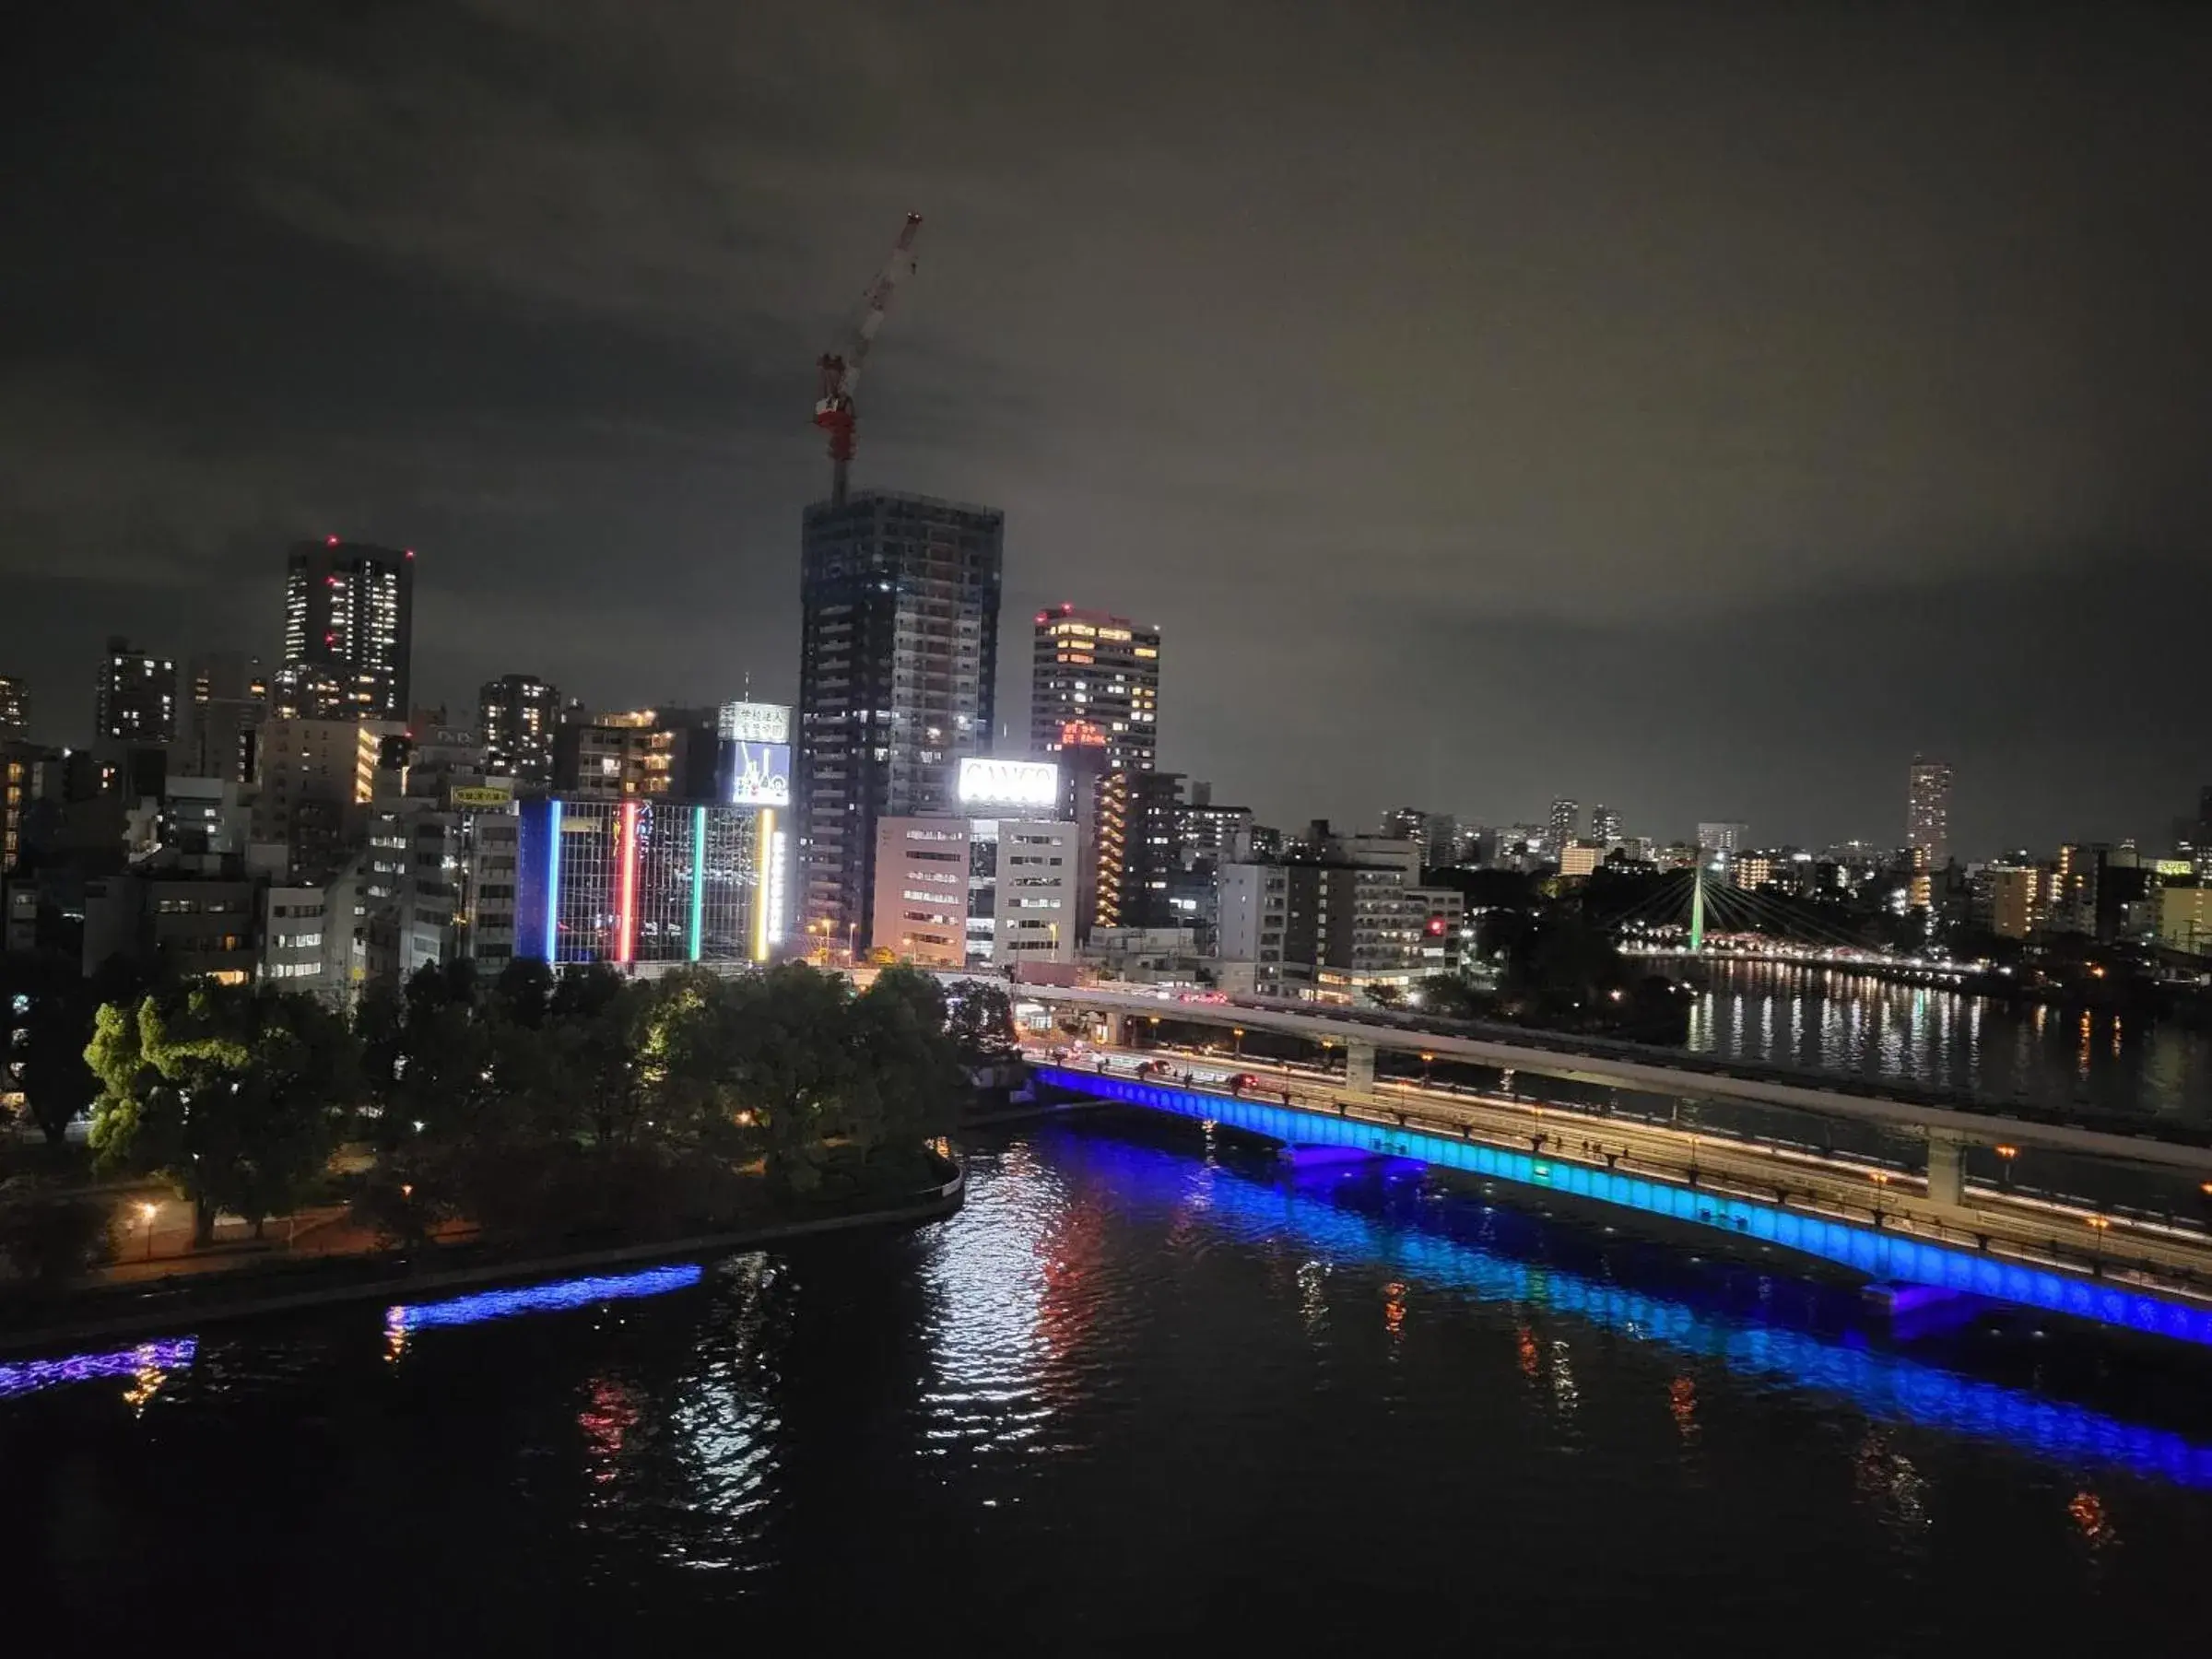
{"left": 813, "top": 211, "right": 924, "bottom": 506}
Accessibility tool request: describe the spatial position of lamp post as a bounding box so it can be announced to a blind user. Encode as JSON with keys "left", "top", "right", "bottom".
{"left": 139, "top": 1202, "right": 158, "bottom": 1262}
{"left": 1231, "top": 1026, "right": 1244, "bottom": 1060}
{"left": 2087, "top": 1213, "right": 2110, "bottom": 1269}
{"left": 1994, "top": 1143, "right": 2018, "bottom": 1191}
{"left": 1420, "top": 1051, "right": 1435, "bottom": 1088}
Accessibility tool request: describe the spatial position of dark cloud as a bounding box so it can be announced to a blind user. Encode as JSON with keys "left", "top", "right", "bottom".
{"left": 3, "top": 1, "right": 2207, "bottom": 848}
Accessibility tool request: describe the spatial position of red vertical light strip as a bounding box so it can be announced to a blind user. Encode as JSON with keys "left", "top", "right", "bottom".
{"left": 617, "top": 799, "right": 640, "bottom": 965}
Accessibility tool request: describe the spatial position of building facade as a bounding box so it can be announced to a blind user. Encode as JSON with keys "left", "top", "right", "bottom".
{"left": 280, "top": 537, "right": 415, "bottom": 721}
{"left": 95, "top": 637, "right": 177, "bottom": 748}
{"left": 516, "top": 795, "right": 778, "bottom": 970}
{"left": 796, "top": 491, "right": 1003, "bottom": 947}
{"left": 1982, "top": 863, "right": 2046, "bottom": 940}
{"left": 1547, "top": 797, "right": 1581, "bottom": 856}
{"left": 869, "top": 811, "right": 1080, "bottom": 971}
{"left": 1908, "top": 755, "right": 1952, "bottom": 908}
{"left": 479, "top": 674, "right": 560, "bottom": 787}
{"left": 2159, "top": 886, "right": 2212, "bottom": 958}
{"left": 1031, "top": 605, "right": 1159, "bottom": 935}
{"left": 252, "top": 718, "right": 401, "bottom": 880}
{"left": 1218, "top": 832, "right": 1464, "bottom": 1001}
{"left": 180, "top": 652, "right": 268, "bottom": 783}
{"left": 552, "top": 707, "right": 720, "bottom": 801}
{"left": 0, "top": 674, "right": 26, "bottom": 736}
{"left": 870, "top": 817, "right": 971, "bottom": 967}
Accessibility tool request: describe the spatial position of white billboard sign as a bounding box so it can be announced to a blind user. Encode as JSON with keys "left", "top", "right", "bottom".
{"left": 718, "top": 700, "right": 792, "bottom": 744}
{"left": 957, "top": 757, "right": 1060, "bottom": 809}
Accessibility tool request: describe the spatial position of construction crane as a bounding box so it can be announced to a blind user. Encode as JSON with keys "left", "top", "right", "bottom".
{"left": 813, "top": 212, "right": 924, "bottom": 507}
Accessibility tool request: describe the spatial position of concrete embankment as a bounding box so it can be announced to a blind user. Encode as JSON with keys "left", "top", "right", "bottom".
{"left": 0, "top": 1161, "right": 963, "bottom": 1357}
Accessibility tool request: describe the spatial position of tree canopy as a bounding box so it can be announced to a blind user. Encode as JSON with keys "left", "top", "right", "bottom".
{"left": 87, "top": 983, "right": 357, "bottom": 1241}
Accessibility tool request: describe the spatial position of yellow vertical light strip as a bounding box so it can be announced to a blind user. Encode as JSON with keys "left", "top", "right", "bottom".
{"left": 752, "top": 807, "right": 774, "bottom": 962}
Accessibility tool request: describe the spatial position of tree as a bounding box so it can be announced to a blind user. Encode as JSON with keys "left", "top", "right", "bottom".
{"left": 727, "top": 963, "right": 861, "bottom": 1194}
{"left": 0, "top": 1182, "right": 114, "bottom": 1284}
{"left": 1413, "top": 973, "right": 1488, "bottom": 1022}
{"left": 87, "top": 986, "right": 352, "bottom": 1243}
{"left": 946, "top": 980, "right": 1018, "bottom": 1066}
{"left": 850, "top": 966, "right": 966, "bottom": 1150}
{"left": 18, "top": 967, "right": 97, "bottom": 1146}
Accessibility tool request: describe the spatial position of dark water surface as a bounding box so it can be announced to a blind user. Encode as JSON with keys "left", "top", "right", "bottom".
{"left": 6, "top": 1116, "right": 2210, "bottom": 1653}
{"left": 1686, "top": 959, "right": 2212, "bottom": 1122}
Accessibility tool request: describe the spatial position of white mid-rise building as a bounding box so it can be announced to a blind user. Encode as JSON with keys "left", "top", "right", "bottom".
{"left": 871, "top": 812, "right": 1080, "bottom": 971}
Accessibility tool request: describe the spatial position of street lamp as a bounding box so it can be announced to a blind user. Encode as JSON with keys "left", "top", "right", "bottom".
{"left": 139, "top": 1201, "right": 158, "bottom": 1262}
{"left": 1420, "top": 1051, "right": 1435, "bottom": 1088}
{"left": 1994, "top": 1143, "right": 2018, "bottom": 1190}
{"left": 1231, "top": 1027, "right": 1244, "bottom": 1059}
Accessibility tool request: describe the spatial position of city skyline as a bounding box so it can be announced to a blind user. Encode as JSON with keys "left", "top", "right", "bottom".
{"left": 3, "top": 5, "right": 2207, "bottom": 850}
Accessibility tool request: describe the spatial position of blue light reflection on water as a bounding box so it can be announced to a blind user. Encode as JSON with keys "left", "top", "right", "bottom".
{"left": 1082, "top": 1129, "right": 2212, "bottom": 1491}
{"left": 386, "top": 1264, "right": 704, "bottom": 1338}
{"left": 0, "top": 1337, "right": 198, "bottom": 1400}
{"left": 1041, "top": 1068, "right": 2212, "bottom": 1348}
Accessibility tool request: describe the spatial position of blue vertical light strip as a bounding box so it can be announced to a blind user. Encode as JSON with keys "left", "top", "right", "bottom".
{"left": 688, "top": 804, "right": 706, "bottom": 961}
{"left": 542, "top": 798, "right": 564, "bottom": 962}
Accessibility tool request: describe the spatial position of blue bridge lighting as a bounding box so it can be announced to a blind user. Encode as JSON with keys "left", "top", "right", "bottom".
{"left": 1037, "top": 1066, "right": 2212, "bottom": 1350}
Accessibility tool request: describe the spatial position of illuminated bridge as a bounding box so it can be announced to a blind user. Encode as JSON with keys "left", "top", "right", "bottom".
{"left": 1030, "top": 1060, "right": 2212, "bottom": 1350}
{"left": 1010, "top": 982, "right": 2212, "bottom": 1180}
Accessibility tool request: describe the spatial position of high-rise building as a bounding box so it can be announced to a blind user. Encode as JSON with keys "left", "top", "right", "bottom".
{"left": 180, "top": 651, "right": 268, "bottom": 782}
{"left": 1030, "top": 605, "right": 1160, "bottom": 761}
{"left": 796, "top": 491, "right": 1003, "bottom": 947}
{"left": 0, "top": 675, "right": 26, "bottom": 735}
{"left": 1590, "top": 804, "right": 1622, "bottom": 844}
{"left": 1030, "top": 605, "right": 1159, "bottom": 934}
{"left": 280, "top": 537, "right": 415, "bottom": 721}
{"left": 480, "top": 674, "right": 560, "bottom": 787}
{"left": 95, "top": 637, "right": 177, "bottom": 747}
{"left": 1907, "top": 756, "right": 1952, "bottom": 907}
{"left": 1547, "top": 797, "right": 1580, "bottom": 856}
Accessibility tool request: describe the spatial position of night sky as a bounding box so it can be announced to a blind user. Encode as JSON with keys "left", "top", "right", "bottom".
{"left": 5, "top": 3, "right": 2207, "bottom": 853}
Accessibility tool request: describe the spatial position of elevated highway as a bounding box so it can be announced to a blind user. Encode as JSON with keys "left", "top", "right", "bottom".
{"left": 1010, "top": 982, "right": 2212, "bottom": 1182}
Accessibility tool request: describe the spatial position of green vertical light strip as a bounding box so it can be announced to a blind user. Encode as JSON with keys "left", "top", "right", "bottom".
{"left": 688, "top": 804, "right": 707, "bottom": 961}
{"left": 1689, "top": 865, "right": 1706, "bottom": 954}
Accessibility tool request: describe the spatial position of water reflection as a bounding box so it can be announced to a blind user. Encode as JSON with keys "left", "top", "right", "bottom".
{"left": 1685, "top": 961, "right": 2212, "bottom": 1121}
{"left": 1142, "top": 1139, "right": 2212, "bottom": 1489}
{"left": 384, "top": 1264, "right": 704, "bottom": 1358}
{"left": 0, "top": 1337, "right": 197, "bottom": 1401}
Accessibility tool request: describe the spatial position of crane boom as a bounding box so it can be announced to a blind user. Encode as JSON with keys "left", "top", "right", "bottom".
{"left": 814, "top": 212, "right": 923, "bottom": 506}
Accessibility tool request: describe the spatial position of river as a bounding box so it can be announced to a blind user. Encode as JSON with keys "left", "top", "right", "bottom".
{"left": 1685, "top": 959, "right": 2212, "bottom": 1123}
{"left": 6, "top": 1113, "right": 2208, "bottom": 1651}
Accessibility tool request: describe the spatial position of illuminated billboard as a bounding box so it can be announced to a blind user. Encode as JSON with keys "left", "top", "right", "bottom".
{"left": 718, "top": 700, "right": 791, "bottom": 745}
{"left": 727, "top": 741, "right": 792, "bottom": 806}
{"left": 957, "top": 757, "right": 1059, "bottom": 809}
